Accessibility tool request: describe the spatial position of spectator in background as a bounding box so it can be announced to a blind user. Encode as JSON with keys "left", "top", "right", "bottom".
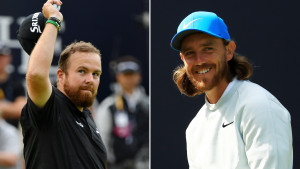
{"left": 95, "top": 56, "right": 149, "bottom": 169}
{"left": 0, "top": 116, "right": 23, "bottom": 169}
{"left": 0, "top": 42, "right": 26, "bottom": 129}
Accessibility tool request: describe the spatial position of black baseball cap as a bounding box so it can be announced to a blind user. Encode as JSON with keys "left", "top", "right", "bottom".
{"left": 17, "top": 12, "right": 47, "bottom": 55}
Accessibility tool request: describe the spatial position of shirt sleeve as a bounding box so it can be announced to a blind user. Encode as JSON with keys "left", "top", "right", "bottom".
{"left": 21, "top": 86, "right": 56, "bottom": 129}
{"left": 240, "top": 96, "right": 293, "bottom": 169}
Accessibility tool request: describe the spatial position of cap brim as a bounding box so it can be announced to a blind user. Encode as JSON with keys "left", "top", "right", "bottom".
{"left": 170, "top": 30, "right": 201, "bottom": 51}
{"left": 118, "top": 69, "right": 139, "bottom": 74}
{"left": 17, "top": 35, "right": 36, "bottom": 55}
{"left": 170, "top": 29, "right": 227, "bottom": 51}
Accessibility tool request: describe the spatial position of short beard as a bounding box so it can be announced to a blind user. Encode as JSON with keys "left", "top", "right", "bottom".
{"left": 186, "top": 55, "right": 228, "bottom": 92}
{"left": 63, "top": 80, "right": 97, "bottom": 108}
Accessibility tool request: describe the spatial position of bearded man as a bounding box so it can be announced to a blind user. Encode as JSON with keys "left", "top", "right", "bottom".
{"left": 20, "top": 0, "right": 107, "bottom": 168}
{"left": 171, "top": 11, "right": 293, "bottom": 169}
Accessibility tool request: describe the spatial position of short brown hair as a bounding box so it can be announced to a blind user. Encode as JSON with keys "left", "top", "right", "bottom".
{"left": 173, "top": 41, "right": 253, "bottom": 97}
{"left": 58, "top": 41, "right": 101, "bottom": 73}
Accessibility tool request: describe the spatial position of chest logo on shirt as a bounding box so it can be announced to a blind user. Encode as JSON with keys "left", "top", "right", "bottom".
{"left": 95, "top": 128, "right": 100, "bottom": 134}
{"left": 222, "top": 121, "right": 234, "bottom": 128}
{"left": 75, "top": 121, "right": 84, "bottom": 128}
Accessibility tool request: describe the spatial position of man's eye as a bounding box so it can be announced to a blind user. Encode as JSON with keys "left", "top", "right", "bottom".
{"left": 204, "top": 47, "right": 213, "bottom": 51}
{"left": 93, "top": 73, "right": 100, "bottom": 77}
{"left": 185, "top": 51, "right": 194, "bottom": 56}
{"left": 79, "top": 70, "right": 85, "bottom": 73}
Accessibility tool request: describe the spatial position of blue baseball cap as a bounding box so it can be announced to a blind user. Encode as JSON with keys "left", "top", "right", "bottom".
{"left": 170, "top": 11, "right": 231, "bottom": 51}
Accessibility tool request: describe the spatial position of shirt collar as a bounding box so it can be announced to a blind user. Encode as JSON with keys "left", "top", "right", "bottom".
{"left": 205, "top": 77, "right": 238, "bottom": 110}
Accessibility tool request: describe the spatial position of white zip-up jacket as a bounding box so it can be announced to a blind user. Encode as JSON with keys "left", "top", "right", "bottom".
{"left": 186, "top": 79, "right": 293, "bottom": 169}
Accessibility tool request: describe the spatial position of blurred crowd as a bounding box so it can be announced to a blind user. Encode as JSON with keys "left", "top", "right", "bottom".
{"left": 0, "top": 42, "right": 25, "bottom": 169}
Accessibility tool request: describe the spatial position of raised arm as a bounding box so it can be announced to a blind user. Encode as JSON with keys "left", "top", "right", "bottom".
{"left": 26, "top": 0, "right": 63, "bottom": 108}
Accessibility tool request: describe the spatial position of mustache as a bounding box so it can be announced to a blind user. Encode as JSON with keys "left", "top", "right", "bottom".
{"left": 80, "top": 85, "right": 94, "bottom": 92}
{"left": 191, "top": 63, "right": 214, "bottom": 71}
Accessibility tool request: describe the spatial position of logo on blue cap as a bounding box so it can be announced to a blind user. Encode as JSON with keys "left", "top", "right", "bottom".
{"left": 170, "top": 11, "right": 230, "bottom": 51}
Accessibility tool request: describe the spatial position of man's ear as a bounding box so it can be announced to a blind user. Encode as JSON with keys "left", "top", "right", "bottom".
{"left": 57, "top": 69, "right": 65, "bottom": 85}
{"left": 180, "top": 52, "right": 184, "bottom": 61}
{"left": 226, "top": 41, "right": 236, "bottom": 61}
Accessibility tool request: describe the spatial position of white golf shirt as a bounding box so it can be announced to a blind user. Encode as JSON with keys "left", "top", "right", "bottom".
{"left": 186, "top": 79, "right": 293, "bottom": 169}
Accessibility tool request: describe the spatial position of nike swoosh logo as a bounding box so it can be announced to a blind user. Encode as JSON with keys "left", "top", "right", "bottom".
{"left": 222, "top": 121, "right": 234, "bottom": 128}
{"left": 183, "top": 18, "right": 202, "bottom": 29}
{"left": 75, "top": 121, "right": 84, "bottom": 128}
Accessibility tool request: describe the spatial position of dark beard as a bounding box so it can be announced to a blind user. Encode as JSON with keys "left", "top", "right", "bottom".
{"left": 63, "top": 81, "right": 97, "bottom": 108}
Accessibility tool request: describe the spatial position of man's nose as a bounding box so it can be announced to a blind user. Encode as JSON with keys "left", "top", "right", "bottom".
{"left": 85, "top": 73, "right": 94, "bottom": 83}
{"left": 195, "top": 52, "right": 206, "bottom": 63}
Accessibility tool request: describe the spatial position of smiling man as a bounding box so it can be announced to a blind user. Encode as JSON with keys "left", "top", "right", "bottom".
{"left": 171, "top": 11, "right": 293, "bottom": 169}
{"left": 19, "top": 0, "right": 107, "bottom": 169}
